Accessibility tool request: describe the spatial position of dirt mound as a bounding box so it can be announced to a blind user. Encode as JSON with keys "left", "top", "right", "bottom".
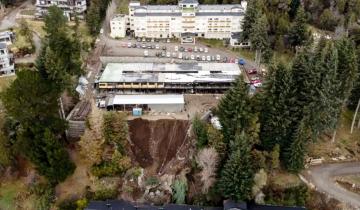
{"left": 128, "top": 119, "right": 190, "bottom": 175}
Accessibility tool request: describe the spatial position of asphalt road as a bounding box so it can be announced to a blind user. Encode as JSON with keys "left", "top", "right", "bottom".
{"left": 0, "top": 0, "right": 32, "bottom": 30}
{"left": 306, "top": 162, "right": 360, "bottom": 208}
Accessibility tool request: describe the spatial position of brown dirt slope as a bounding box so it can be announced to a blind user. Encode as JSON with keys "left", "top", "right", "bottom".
{"left": 128, "top": 119, "right": 190, "bottom": 175}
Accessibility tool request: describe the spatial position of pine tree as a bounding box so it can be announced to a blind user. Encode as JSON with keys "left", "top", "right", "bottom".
{"left": 218, "top": 76, "right": 255, "bottom": 144}
{"left": 283, "top": 119, "right": 308, "bottom": 173}
{"left": 288, "top": 0, "right": 301, "bottom": 20}
{"left": 241, "top": 0, "right": 262, "bottom": 41}
{"left": 192, "top": 115, "right": 208, "bottom": 149}
{"left": 218, "top": 133, "right": 254, "bottom": 201}
{"left": 288, "top": 6, "right": 309, "bottom": 48}
{"left": 259, "top": 62, "right": 293, "bottom": 150}
{"left": 250, "top": 14, "right": 270, "bottom": 65}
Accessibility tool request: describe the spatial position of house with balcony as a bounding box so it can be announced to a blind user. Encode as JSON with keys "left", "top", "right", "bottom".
{"left": 0, "top": 43, "right": 14, "bottom": 76}
{"left": 35, "top": 0, "right": 87, "bottom": 20}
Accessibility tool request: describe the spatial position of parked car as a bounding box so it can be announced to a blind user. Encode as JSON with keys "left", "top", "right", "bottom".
{"left": 155, "top": 39, "right": 160, "bottom": 42}
{"left": 167, "top": 39, "right": 171, "bottom": 43}
{"left": 166, "top": 51, "right": 171, "bottom": 57}
{"left": 194, "top": 46, "right": 198, "bottom": 52}
{"left": 202, "top": 55, "right": 206, "bottom": 61}
{"left": 137, "top": 38, "right": 141, "bottom": 42}
{"left": 137, "top": 44, "right": 142, "bottom": 48}
{"left": 144, "top": 50, "right": 149, "bottom": 57}
{"left": 235, "top": 58, "right": 239, "bottom": 64}
{"left": 132, "top": 43, "right": 137, "bottom": 48}
{"left": 190, "top": 54, "right": 195, "bottom": 60}
{"left": 247, "top": 68, "right": 257, "bottom": 74}
{"left": 185, "top": 55, "right": 190, "bottom": 60}
{"left": 216, "top": 54, "right": 221, "bottom": 61}
{"left": 196, "top": 55, "right": 201, "bottom": 61}
{"left": 161, "top": 51, "right": 166, "bottom": 57}
{"left": 127, "top": 42, "right": 132, "bottom": 48}
{"left": 142, "top": 37, "right": 146, "bottom": 42}
{"left": 207, "top": 55, "right": 211, "bottom": 61}
{"left": 100, "top": 28, "right": 104, "bottom": 34}
{"left": 151, "top": 45, "right": 155, "bottom": 49}
{"left": 142, "top": 44, "right": 146, "bottom": 48}
{"left": 178, "top": 52, "right": 183, "bottom": 59}
{"left": 155, "top": 44, "right": 159, "bottom": 49}
{"left": 121, "top": 43, "right": 127, "bottom": 47}
{"left": 188, "top": 48, "right": 193, "bottom": 52}
{"left": 211, "top": 56, "right": 215, "bottom": 61}
{"left": 172, "top": 52, "right": 177, "bottom": 58}
{"left": 253, "top": 81, "right": 262, "bottom": 87}
{"left": 204, "top": 48, "right": 208, "bottom": 53}
{"left": 251, "top": 76, "right": 260, "bottom": 81}
{"left": 239, "top": 58, "right": 246, "bottom": 65}
{"left": 199, "top": 47, "right": 204, "bottom": 52}
{"left": 147, "top": 45, "right": 152, "bottom": 49}
{"left": 184, "top": 48, "right": 188, "bottom": 52}
{"left": 180, "top": 47, "right": 185, "bottom": 52}
{"left": 151, "top": 38, "right": 155, "bottom": 42}
{"left": 223, "top": 57, "right": 228, "bottom": 62}
{"left": 174, "top": 46, "right": 178, "bottom": 52}
{"left": 162, "top": 46, "right": 167, "bottom": 50}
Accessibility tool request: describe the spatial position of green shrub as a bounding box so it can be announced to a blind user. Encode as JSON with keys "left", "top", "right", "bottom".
{"left": 264, "top": 184, "right": 309, "bottom": 206}
{"left": 93, "top": 188, "right": 118, "bottom": 200}
{"left": 172, "top": 179, "right": 188, "bottom": 204}
{"left": 91, "top": 151, "right": 131, "bottom": 178}
{"left": 145, "top": 176, "right": 159, "bottom": 186}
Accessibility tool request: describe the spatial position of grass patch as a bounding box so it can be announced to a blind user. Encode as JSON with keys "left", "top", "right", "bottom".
{"left": 270, "top": 172, "right": 301, "bottom": 188}
{"left": 20, "top": 9, "right": 35, "bottom": 16}
{"left": 24, "top": 20, "right": 45, "bottom": 38}
{"left": 342, "top": 175, "right": 360, "bottom": 185}
{"left": 198, "top": 38, "right": 225, "bottom": 49}
{"left": 117, "top": 0, "right": 129, "bottom": 14}
{"left": 0, "top": 75, "right": 15, "bottom": 92}
{"left": 0, "top": 180, "right": 27, "bottom": 210}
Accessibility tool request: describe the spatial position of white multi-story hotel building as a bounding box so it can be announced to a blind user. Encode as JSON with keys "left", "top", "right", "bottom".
{"left": 110, "top": 0, "right": 247, "bottom": 42}
{"left": 110, "top": 14, "right": 127, "bottom": 38}
{"left": 35, "top": 0, "right": 87, "bottom": 19}
{"left": 0, "top": 43, "right": 14, "bottom": 76}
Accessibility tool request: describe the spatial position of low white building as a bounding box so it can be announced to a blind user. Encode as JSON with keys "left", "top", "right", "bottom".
{"left": 110, "top": 14, "right": 127, "bottom": 38}
{"left": 0, "top": 43, "right": 14, "bottom": 76}
{"left": 110, "top": 0, "right": 246, "bottom": 42}
{"left": 230, "top": 32, "right": 250, "bottom": 48}
{"left": 108, "top": 94, "right": 185, "bottom": 112}
{"left": 35, "top": 0, "right": 87, "bottom": 19}
{"left": 0, "top": 31, "right": 15, "bottom": 45}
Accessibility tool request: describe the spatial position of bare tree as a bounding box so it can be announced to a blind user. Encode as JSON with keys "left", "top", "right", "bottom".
{"left": 196, "top": 147, "right": 219, "bottom": 193}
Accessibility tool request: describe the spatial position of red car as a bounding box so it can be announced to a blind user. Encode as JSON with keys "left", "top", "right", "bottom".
{"left": 247, "top": 68, "right": 257, "bottom": 74}
{"left": 188, "top": 48, "right": 193, "bottom": 52}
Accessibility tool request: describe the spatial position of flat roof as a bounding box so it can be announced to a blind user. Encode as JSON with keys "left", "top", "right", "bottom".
{"left": 99, "top": 63, "right": 241, "bottom": 84}
{"left": 112, "top": 94, "right": 185, "bottom": 105}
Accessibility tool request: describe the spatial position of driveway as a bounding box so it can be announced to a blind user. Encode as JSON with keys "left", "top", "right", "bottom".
{"left": 305, "top": 162, "right": 360, "bottom": 208}
{"left": 0, "top": 0, "right": 32, "bottom": 30}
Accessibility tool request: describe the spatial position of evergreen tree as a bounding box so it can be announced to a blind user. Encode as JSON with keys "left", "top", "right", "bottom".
{"left": 218, "top": 133, "right": 254, "bottom": 201}
{"left": 288, "top": 0, "right": 301, "bottom": 20}
{"left": 218, "top": 76, "right": 255, "bottom": 144}
{"left": 250, "top": 14, "right": 270, "bottom": 65}
{"left": 288, "top": 6, "right": 309, "bottom": 48}
{"left": 283, "top": 119, "right": 308, "bottom": 173}
{"left": 192, "top": 115, "right": 208, "bottom": 149}
{"left": 259, "top": 62, "right": 293, "bottom": 150}
{"left": 241, "top": 0, "right": 262, "bottom": 41}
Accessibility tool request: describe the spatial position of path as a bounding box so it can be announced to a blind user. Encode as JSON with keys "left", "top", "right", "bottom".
{"left": 0, "top": 0, "right": 32, "bottom": 30}
{"left": 305, "top": 162, "right": 360, "bottom": 208}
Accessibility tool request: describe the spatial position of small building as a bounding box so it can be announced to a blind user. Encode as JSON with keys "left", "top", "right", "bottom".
{"left": 107, "top": 94, "right": 185, "bottom": 113}
{"left": 0, "top": 31, "right": 15, "bottom": 45}
{"left": 230, "top": 32, "right": 250, "bottom": 48}
{"left": 110, "top": 14, "right": 127, "bottom": 38}
{"left": 0, "top": 43, "right": 14, "bottom": 76}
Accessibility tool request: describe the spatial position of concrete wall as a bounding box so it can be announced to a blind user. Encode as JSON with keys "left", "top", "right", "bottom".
{"left": 149, "top": 103, "right": 184, "bottom": 112}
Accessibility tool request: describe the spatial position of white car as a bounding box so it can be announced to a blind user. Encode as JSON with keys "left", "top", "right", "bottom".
{"left": 202, "top": 55, "right": 206, "bottom": 61}
{"left": 100, "top": 28, "right": 104, "bottom": 34}
{"left": 199, "top": 47, "right": 204, "bottom": 52}
{"left": 151, "top": 38, "right": 155, "bottom": 42}
{"left": 127, "top": 42, "right": 132, "bottom": 48}
{"left": 204, "top": 48, "right": 208, "bottom": 53}
{"left": 178, "top": 52, "right": 183, "bottom": 59}
{"left": 155, "top": 44, "right": 160, "bottom": 49}
{"left": 144, "top": 50, "right": 149, "bottom": 57}
{"left": 216, "top": 54, "right": 221, "bottom": 61}
{"left": 172, "top": 52, "right": 177, "bottom": 58}
{"left": 194, "top": 46, "right": 198, "bottom": 52}
{"left": 167, "top": 39, "right": 171, "bottom": 43}
{"left": 207, "top": 55, "right": 211, "bottom": 61}
{"left": 254, "top": 82, "right": 262, "bottom": 87}
{"left": 166, "top": 51, "right": 171, "bottom": 57}
{"left": 190, "top": 54, "right": 195, "bottom": 60}
{"left": 175, "top": 46, "right": 178, "bottom": 52}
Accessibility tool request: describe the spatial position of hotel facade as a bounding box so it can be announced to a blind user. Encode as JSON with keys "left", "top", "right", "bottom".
{"left": 110, "top": 0, "right": 247, "bottom": 42}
